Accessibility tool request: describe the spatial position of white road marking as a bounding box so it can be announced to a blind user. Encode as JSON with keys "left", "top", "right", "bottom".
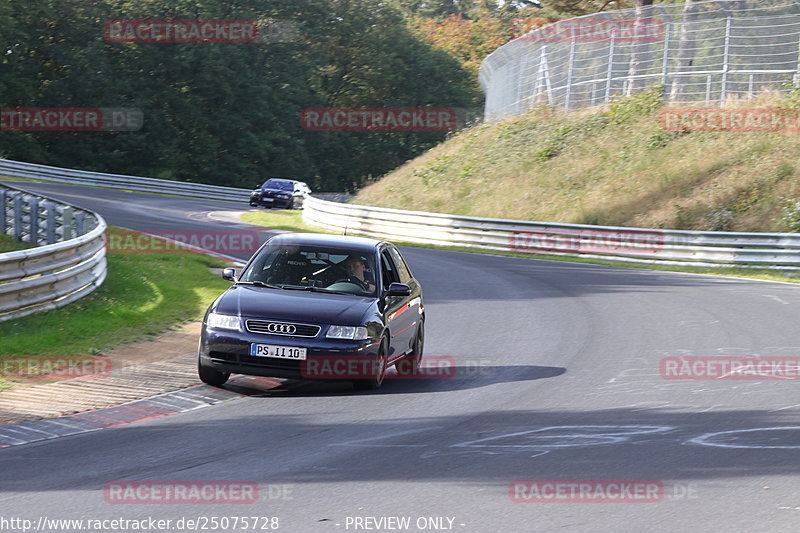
{"left": 769, "top": 404, "right": 800, "bottom": 412}
{"left": 762, "top": 294, "right": 790, "bottom": 305}
{"left": 331, "top": 427, "right": 441, "bottom": 448}
{"left": 452, "top": 425, "right": 675, "bottom": 449}
{"left": 687, "top": 427, "right": 800, "bottom": 449}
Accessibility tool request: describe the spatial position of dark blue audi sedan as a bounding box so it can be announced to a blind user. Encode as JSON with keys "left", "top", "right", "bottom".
{"left": 198, "top": 233, "right": 424, "bottom": 390}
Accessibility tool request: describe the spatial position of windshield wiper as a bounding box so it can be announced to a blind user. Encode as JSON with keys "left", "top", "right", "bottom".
{"left": 303, "top": 286, "right": 358, "bottom": 296}
{"left": 236, "top": 281, "right": 282, "bottom": 289}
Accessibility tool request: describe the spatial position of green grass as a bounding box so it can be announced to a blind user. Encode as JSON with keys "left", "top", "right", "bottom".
{"left": 240, "top": 210, "right": 800, "bottom": 285}
{"left": 0, "top": 237, "right": 230, "bottom": 364}
{"left": 241, "top": 209, "right": 339, "bottom": 234}
{"left": 0, "top": 176, "right": 46, "bottom": 184}
{"left": 0, "top": 233, "right": 34, "bottom": 253}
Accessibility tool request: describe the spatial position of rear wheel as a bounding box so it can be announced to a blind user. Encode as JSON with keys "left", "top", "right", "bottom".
{"left": 353, "top": 337, "right": 388, "bottom": 390}
{"left": 396, "top": 321, "right": 424, "bottom": 377}
{"left": 198, "top": 360, "right": 230, "bottom": 387}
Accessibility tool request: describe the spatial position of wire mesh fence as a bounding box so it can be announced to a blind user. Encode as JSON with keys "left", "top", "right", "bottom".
{"left": 480, "top": 0, "right": 800, "bottom": 120}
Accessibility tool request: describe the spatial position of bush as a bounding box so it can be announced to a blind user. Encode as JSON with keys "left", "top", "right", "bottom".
{"left": 606, "top": 86, "right": 664, "bottom": 124}
{"left": 781, "top": 199, "right": 800, "bottom": 232}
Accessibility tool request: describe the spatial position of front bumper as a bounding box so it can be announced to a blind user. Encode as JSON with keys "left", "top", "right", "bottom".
{"left": 250, "top": 193, "right": 293, "bottom": 208}
{"left": 199, "top": 327, "right": 380, "bottom": 380}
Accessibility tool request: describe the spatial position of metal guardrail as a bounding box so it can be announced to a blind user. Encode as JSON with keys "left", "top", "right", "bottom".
{"left": 303, "top": 195, "right": 800, "bottom": 269}
{"left": 0, "top": 159, "right": 250, "bottom": 203}
{"left": 480, "top": 0, "right": 800, "bottom": 119}
{"left": 0, "top": 184, "right": 107, "bottom": 322}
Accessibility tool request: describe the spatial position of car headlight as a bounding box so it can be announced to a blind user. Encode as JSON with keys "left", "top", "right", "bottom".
{"left": 326, "top": 325, "right": 368, "bottom": 340}
{"left": 206, "top": 312, "right": 241, "bottom": 331}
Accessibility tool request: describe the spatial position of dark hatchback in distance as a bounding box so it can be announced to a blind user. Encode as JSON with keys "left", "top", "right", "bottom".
{"left": 249, "top": 178, "right": 310, "bottom": 209}
{"left": 198, "top": 233, "right": 424, "bottom": 390}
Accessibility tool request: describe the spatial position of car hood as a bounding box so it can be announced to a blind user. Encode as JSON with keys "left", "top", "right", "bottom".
{"left": 212, "top": 285, "right": 376, "bottom": 324}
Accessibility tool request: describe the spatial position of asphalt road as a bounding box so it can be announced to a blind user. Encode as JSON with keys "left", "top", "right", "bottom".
{"left": 3, "top": 180, "right": 800, "bottom": 532}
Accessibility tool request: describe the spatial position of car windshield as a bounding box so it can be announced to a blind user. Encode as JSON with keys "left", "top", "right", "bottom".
{"left": 239, "top": 243, "right": 377, "bottom": 296}
{"left": 261, "top": 179, "right": 293, "bottom": 191}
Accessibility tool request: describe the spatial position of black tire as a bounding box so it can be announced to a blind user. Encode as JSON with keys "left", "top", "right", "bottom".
{"left": 396, "top": 321, "right": 424, "bottom": 377}
{"left": 353, "top": 337, "right": 388, "bottom": 390}
{"left": 198, "top": 360, "right": 230, "bottom": 387}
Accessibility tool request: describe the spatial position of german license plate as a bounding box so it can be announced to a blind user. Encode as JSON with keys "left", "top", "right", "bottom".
{"left": 250, "top": 344, "right": 307, "bottom": 360}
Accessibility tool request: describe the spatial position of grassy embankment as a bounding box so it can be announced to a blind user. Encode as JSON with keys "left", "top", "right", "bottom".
{"left": 355, "top": 89, "right": 800, "bottom": 233}
{"left": 0, "top": 228, "right": 230, "bottom": 389}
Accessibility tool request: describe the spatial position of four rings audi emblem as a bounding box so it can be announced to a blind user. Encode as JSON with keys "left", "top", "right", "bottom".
{"left": 267, "top": 323, "right": 296, "bottom": 334}
{"left": 245, "top": 320, "right": 320, "bottom": 337}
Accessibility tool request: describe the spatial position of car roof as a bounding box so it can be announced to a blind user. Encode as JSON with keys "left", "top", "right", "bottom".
{"left": 266, "top": 232, "right": 385, "bottom": 253}
{"left": 263, "top": 178, "right": 294, "bottom": 183}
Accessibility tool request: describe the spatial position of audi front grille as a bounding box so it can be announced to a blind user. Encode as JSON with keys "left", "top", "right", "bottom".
{"left": 246, "top": 320, "right": 321, "bottom": 337}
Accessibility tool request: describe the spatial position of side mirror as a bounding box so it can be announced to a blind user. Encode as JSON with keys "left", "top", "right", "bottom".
{"left": 386, "top": 282, "right": 410, "bottom": 297}
{"left": 222, "top": 268, "right": 237, "bottom": 282}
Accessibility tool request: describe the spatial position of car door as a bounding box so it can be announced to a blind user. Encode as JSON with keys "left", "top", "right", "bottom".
{"left": 379, "top": 247, "right": 416, "bottom": 359}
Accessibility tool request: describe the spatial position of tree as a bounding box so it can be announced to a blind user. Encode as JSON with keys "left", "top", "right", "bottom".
{"left": 0, "top": 0, "right": 478, "bottom": 190}
{"left": 669, "top": 0, "right": 701, "bottom": 102}
{"left": 626, "top": 0, "right": 654, "bottom": 96}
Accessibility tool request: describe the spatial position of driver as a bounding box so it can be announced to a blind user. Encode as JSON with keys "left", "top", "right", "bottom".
{"left": 341, "top": 255, "right": 376, "bottom": 293}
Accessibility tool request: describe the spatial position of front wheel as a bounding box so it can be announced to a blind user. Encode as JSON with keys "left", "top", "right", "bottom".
{"left": 353, "top": 337, "right": 388, "bottom": 390}
{"left": 198, "top": 360, "right": 230, "bottom": 387}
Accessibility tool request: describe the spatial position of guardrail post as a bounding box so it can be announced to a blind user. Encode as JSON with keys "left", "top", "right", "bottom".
{"left": 62, "top": 207, "right": 74, "bottom": 240}
{"left": 75, "top": 212, "right": 86, "bottom": 236}
{"left": 0, "top": 188, "right": 6, "bottom": 236}
{"left": 13, "top": 193, "right": 23, "bottom": 240}
{"left": 45, "top": 201, "right": 57, "bottom": 244}
{"left": 29, "top": 196, "right": 40, "bottom": 244}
